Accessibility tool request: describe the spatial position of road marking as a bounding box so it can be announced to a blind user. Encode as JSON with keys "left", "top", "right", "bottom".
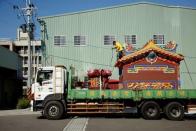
{"left": 63, "top": 117, "right": 89, "bottom": 131}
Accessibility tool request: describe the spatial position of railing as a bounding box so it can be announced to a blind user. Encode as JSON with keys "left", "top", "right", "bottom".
{"left": 67, "top": 102, "right": 124, "bottom": 113}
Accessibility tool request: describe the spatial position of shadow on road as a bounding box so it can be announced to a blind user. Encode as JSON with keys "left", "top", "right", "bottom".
{"left": 36, "top": 113, "right": 196, "bottom": 120}
{"left": 185, "top": 114, "right": 196, "bottom": 120}
{"left": 37, "top": 115, "right": 46, "bottom": 119}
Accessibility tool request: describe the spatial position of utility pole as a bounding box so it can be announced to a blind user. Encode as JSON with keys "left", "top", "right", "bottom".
{"left": 14, "top": 0, "right": 37, "bottom": 89}
{"left": 22, "top": 0, "right": 36, "bottom": 89}
{"left": 27, "top": 0, "right": 32, "bottom": 89}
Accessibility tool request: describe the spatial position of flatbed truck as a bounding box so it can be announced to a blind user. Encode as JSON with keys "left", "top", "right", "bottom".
{"left": 31, "top": 41, "right": 196, "bottom": 120}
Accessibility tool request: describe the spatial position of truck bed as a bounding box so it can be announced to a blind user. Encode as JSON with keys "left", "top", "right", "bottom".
{"left": 67, "top": 89, "right": 196, "bottom": 101}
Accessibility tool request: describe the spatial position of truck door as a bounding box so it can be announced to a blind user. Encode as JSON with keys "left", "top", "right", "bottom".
{"left": 34, "top": 70, "right": 54, "bottom": 100}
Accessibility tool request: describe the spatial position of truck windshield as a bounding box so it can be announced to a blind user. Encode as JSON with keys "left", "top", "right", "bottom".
{"left": 37, "top": 70, "right": 53, "bottom": 84}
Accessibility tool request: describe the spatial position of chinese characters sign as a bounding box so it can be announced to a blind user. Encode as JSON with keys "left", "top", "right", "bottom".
{"left": 128, "top": 65, "right": 175, "bottom": 73}
{"left": 126, "top": 81, "right": 176, "bottom": 89}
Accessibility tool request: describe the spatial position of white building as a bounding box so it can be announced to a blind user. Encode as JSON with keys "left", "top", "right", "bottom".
{"left": 0, "top": 28, "right": 42, "bottom": 94}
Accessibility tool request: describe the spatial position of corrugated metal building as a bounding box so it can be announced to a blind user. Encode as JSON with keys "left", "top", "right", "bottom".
{"left": 39, "top": 2, "right": 196, "bottom": 89}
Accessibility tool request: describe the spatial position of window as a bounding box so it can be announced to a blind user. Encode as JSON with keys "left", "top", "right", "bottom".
{"left": 74, "top": 36, "right": 86, "bottom": 45}
{"left": 39, "top": 56, "right": 42, "bottom": 64}
{"left": 104, "top": 35, "right": 115, "bottom": 45}
{"left": 37, "top": 70, "right": 53, "bottom": 84}
{"left": 23, "top": 67, "right": 28, "bottom": 75}
{"left": 125, "top": 35, "right": 136, "bottom": 45}
{"left": 153, "top": 35, "right": 164, "bottom": 44}
{"left": 54, "top": 36, "right": 66, "bottom": 45}
{"left": 22, "top": 81, "right": 27, "bottom": 86}
{"left": 35, "top": 46, "right": 41, "bottom": 53}
{"left": 24, "top": 46, "right": 28, "bottom": 54}
{"left": 23, "top": 57, "right": 28, "bottom": 64}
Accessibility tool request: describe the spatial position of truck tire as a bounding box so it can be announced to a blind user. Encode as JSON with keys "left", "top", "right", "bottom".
{"left": 165, "top": 102, "right": 184, "bottom": 121}
{"left": 44, "top": 101, "right": 64, "bottom": 120}
{"left": 141, "top": 101, "right": 160, "bottom": 120}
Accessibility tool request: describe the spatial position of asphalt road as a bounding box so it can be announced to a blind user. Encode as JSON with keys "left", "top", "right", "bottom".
{"left": 0, "top": 115, "right": 70, "bottom": 131}
{"left": 87, "top": 117, "right": 196, "bottom": 131}
{"left": 0, "top": 114, "right": 196, "bottom": 131}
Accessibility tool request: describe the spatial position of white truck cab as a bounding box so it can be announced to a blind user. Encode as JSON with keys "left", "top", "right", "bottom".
{"left": 32, "top": 65, "right": 67, "bottom": 114}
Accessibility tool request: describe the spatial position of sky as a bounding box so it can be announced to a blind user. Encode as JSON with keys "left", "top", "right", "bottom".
{"left": 1, "top": 0, "right": 196, "bottom": 40}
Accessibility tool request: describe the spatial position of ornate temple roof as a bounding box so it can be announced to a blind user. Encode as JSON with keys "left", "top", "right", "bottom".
{"left": 115, "top": 40, "right": 184, "bottom": 67}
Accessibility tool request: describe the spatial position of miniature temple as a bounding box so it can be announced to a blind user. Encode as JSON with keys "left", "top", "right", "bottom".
{"left": 115, "top": 40, "right": 184, "bottom": 90}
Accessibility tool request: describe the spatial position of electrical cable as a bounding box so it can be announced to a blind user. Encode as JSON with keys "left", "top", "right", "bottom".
{"left": 181, "top": 72, "right": 196, "bottom": 74}
{"left": 110, "top": 48, "right": 115, "bottom": 72}
{"left": 47, "top": 54, "right": 113, "bottom": 67}
{"left": 184, "top": 56, "right": 196, "bottom": 59}
{"left": 184, "top": 59, "right": 195, "bottom": 88}
{"left": 110, "top": 48, "right": 114, "bottom": 66}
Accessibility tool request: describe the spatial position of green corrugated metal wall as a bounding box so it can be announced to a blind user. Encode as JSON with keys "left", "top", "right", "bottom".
{"left": 40, "top": 3, "right": 196, "bottom": 89}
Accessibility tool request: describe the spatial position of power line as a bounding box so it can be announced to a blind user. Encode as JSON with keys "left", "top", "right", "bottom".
{"left": 181, "top": 72, "right": 196, "bottom": 74}
{"left": 184, "top": 56, "right": 196, "bottom": 59}
{"left": 46, "top": 54, "right": 196, "bottom": 72}
{"left": 183, "top": 59, "right": 195, "bottom": 87}
{"left": 47, "top": 54, "right": 114, "bottom": 67}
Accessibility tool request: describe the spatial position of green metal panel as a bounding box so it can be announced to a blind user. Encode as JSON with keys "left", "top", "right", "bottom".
{"left": 88, "top": 90, "right": 100, "bottom": 99}
{"left": 176, "top": 90, "right": 188, "bottom": 98}
{"left": 141, "top": 89, "right": 196, "bottom": 100}
{"left": 165, "top": 90, "right": 178, "bottom": 98}
{"left": 101, "top": 90, "right": 110, "bottom": 99}
{"left": 41, "top": 3, "right": 196, "bottom": 89}
{"left": 141, "top": 90, "right": 161, "bottom": 99}
{"left": 110, "top": 90, "right": 120, "bottom": 99}
{"left": 188, "top": 90, "right": 196, "bottom": 99}
{"left": 120, "top": 90, "right": 133, "bottom": 99}
{"left": 68, "top": 89, "right": 196, "bottom": 100}
{"left": 142, "top": 90, "right": 156, "bottom": 99}
{"left": 141, "top": 90, "right": 188, "bottom": 99}
{"left": 71, "top": 89, "right": 87, "bottom": 99}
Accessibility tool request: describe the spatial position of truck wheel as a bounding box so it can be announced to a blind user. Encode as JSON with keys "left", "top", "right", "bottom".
{"left": 165, "top": 102, "right": 184, "bottom": 121}
{"left": 44, "top": 101, "right": 64, "bottom": 120}
{"left": 141, "top": 101, "right": 160, "bottom": 120}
